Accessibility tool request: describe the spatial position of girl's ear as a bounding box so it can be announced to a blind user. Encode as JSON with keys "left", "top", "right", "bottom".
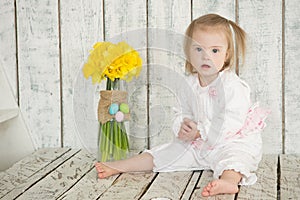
{"left": 226, "top": 49, "right": 230, "bottom": 59}
{"left": 225, "top": 50, "right": 229, "bottom": 61}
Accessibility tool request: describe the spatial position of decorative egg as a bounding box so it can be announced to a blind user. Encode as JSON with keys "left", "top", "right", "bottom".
{"left": 115, "top": 111, "right": 124, "bottom": 122}
{"left": 119, "top": 103, "right": 129, "bottom": 114}
{"left": 109, "top": 103, "right": 119, "bottom": 115}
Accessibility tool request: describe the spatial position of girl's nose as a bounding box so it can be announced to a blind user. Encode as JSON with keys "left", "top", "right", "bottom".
{"left": 201, "top": 50, "right": 210, "bottom": 60}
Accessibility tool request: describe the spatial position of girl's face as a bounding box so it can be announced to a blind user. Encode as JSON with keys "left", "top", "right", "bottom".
{"left": 189, "top": 28, "right": 228, "bottom": 86}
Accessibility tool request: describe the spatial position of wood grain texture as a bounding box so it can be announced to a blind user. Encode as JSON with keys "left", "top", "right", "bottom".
{"left": 57, "top": 171, "right": 118, "bottom": 200}
{"left": 284, "top": 0, "right": 300, "bottom": 153}
{"left": 0, "top": 148, "right": 70, "bottom": 198}
{"left": 98, "top": 172, "right": 156, "bottom": 200}
{"left": 191, "top": 170, "right": 235, "bottom": 200}
{"left": 16, "top": 149, "right": 95, "bottom": 199}
{"left": 147, "top": 0, "right": 191, "bottom": 148}
{"left": 60, "top": 0, "right": 103, "bottom": 149}
{"left": 280, "top": 154, "right": 300, "bottom": 199}
{"left": 17, "top": 0, "right": 61, "bottom": 148}
{"left": 237, "top": 154, "right": 278, "bottom": 199}
{"left": 238, "top": 0, "right": 282, "bottom": 153}
{"left": 0, "top": 0, "right": 17, "bottom": 99}
{"left": 181, "top": 171, "right": 201, "bottom": 200}
{"left": 193, "top": 0, "right": 236, "bottom": 21}
{"left": 104, "top": 0, "right": 148, "bottom": 152}
{"left": 2, "top": 149, "right": 78, "bottom": 200}
{"left": 140, "top": 171, "right": 193, "bottom": 199}
{"left": 3, "top": 148, "right": 300, "bottom": 199}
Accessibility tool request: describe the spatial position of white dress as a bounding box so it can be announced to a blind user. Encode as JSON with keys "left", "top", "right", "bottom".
{"left": 145, "top": 69, "right": 269, "bottom": 185}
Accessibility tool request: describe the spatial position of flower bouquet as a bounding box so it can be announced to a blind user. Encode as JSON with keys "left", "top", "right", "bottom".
{"left": 82, "top": 41, "right": 142, "bottom": 161}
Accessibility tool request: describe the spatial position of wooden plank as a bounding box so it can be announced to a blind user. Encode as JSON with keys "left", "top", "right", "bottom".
{"left": 16, "top": 149, "right": 95, "bottom": 199}
{"left": 0, "top": 148, "right": 70, "bottom": 198}
{"left": 104, "top": 0, "right": 147, "bottom": 152}
{"left": 284, "top": 0, "right": 300, "bottom": 153}
{"left": 147, "top": 0, "right": 191, "bottom": 148}
{"left": 17, "top": 0, "right": 61, "bottom": 148}
{"left": 140, "top": 171, "right": 193, "bottom": 200}
{"left": 193, "top": 0, "right": 236, "bottom": 21}
{"left": 181, "top": 171, "right": 201, "bottom": 200}
{"left": 2, "top": 149, "right": 79, "bottom": 200}
{"left": 190, "top": 171, "right": 235, "bottom": 200}
{"left": 60, "top": 0, "right": 104, "bottom": 149}
{"left": 238, "top": 0, "right": 282, "bottom": 154}
{"left": 57, "top": 170, "right": 119, "bottom": 200}
{"left": 237, "top": 154, "right": 278, "bottom": 199}
{"left": 98, "top": 172, "right": 156, "bottom": 200}
{"left": 280, "top": 154, "right": 300, "bottom": 199}
{"left": 0, "top": 0, "right": 18, "bottom": 98}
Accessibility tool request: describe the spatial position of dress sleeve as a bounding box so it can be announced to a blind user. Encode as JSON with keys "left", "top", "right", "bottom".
{"left": 171, "top": 77, "right": 196, "bottom": 137}
{"left": 222, "top": 81, "right": 251, "bottom": 134}
{"left": 201, "top": 80, "right": 251, "bottom": 146}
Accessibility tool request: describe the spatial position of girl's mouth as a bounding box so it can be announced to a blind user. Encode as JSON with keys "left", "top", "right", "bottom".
{"left": 201, "top": 64, "right": 211, "bottom": 69}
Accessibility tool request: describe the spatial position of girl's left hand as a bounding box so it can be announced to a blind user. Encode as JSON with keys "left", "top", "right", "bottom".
{"left": 178, "top": 118, "right": 200, "bottom": 142}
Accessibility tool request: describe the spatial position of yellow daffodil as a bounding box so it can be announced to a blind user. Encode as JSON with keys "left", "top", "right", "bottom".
{"left": 83, "top": 41, "right": 142, "bottom": 84}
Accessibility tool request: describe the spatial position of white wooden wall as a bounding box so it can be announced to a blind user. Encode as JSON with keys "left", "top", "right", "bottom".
{"left": 0, "top": 0, "right": 299, "bottom": 154}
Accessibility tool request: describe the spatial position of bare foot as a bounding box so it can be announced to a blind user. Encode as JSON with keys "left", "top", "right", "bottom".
{"left": 94, "top": 162, "right": 121, "bottom": 179}
{"left": 201, "top": 179, "right": 239, "bottom": 197}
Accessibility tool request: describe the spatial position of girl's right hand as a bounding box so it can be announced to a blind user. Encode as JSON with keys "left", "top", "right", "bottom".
{"left": 178, "top": 118, "right": 201, "bottom": 142}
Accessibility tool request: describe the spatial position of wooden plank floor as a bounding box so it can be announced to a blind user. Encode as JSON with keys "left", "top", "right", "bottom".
{"left": 0, "top": 148, "right": 299, "bottom": 200}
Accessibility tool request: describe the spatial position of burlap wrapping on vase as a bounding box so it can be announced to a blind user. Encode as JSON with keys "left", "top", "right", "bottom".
{"left": 98, "top": 90, "right": 130, "bottom": 124}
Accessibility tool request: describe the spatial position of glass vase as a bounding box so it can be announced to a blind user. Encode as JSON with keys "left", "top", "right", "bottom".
{"left": 97, "top": 78, "right": 130, "bottom": 162}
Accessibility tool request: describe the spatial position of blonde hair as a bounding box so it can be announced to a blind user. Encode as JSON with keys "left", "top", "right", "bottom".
{"left": 184, "top": 13, "right": 246, "bottom": 74}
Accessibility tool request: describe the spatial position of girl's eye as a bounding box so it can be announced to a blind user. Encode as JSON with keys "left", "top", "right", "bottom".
{"left": 212, "top": 49, "right": 219, "bottom": 53}
{"left": 196, "top": 47, "right": 202, "bottom": 52}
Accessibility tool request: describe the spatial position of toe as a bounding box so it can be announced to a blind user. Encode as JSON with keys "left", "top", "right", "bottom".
{"left": 210, "top": 180, "right": 218, "bottom": 187}
{"left": 98, "top": 172, "right": 106, "bottom": 179}
{"left": 95, "top": 166, "right": 103, "bottom": 173}
{"left": 201, "top": 184, "right": 211, "bottom": 197}
{"left": 201, "top": 189, "right": 210, "bottom": 197}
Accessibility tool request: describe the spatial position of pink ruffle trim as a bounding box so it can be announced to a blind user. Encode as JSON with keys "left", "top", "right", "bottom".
{"left": 226, "top": 102, "right": 271, "bottom": 139}
{"left": 191, "top": 103, "right": 270, "bottom": 149}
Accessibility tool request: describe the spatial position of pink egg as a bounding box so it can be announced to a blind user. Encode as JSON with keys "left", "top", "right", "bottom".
{"left": 115, "top": 111, "right": 124, "bottom": 122}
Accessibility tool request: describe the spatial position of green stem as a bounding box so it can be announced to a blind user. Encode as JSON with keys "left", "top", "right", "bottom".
{"left": 98, "top": 123, "right": 102, "bottom": 161}
{"left": 109, "top": 120, "right": 114, "bottom": 155}
{"left": 106, "top": 78, "right": 112, "bottom": 90}
{"left": 112, "top": 78, "right": 120, "bottom": 90}
{"left": 119, "top": 122, "right": 123, "bottom": 159}
{"left": 122, "top": 122, "right": 129, "bottom": 150}
{"left": 99, "top": 123, "right": 104, "bottom": 152}
{"left": 116, "top": 121, "right": 121, "bottom": 160}
{"left": 100, "top": 123, "right": 105, "bottom": 162}
{"left": 102, "top": 122, "right": 110, "bottom": 162}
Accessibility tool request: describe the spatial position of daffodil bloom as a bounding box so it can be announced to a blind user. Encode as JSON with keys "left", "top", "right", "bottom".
{"left": 82, "top": 41, "right": 142, "bottom": 83}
